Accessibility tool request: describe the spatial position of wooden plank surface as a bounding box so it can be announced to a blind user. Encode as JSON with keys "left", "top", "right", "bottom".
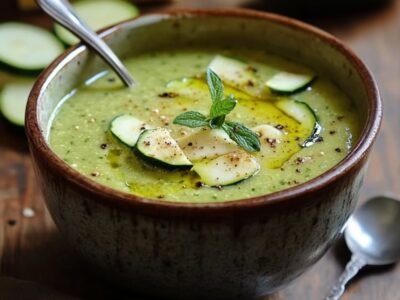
{"left": 1, "top": 0, "right": 399, "bottom": 299}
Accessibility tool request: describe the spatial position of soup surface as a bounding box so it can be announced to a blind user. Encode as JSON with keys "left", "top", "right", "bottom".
{"left": 49, "top": 48, "right": 361, "bottom": 202}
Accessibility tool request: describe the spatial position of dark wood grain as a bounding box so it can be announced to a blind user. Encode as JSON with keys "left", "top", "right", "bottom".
{"left": 0, "top": 0, "right": 399, "bottom": 299}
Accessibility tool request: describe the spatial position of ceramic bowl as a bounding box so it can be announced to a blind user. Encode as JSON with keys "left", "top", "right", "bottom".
{"left": 26, "top": 9, "right": 382, "bottom": 300}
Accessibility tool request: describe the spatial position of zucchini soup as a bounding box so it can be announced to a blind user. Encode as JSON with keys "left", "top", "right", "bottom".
{"left": 49, "top": 48, "right": 361, "bottom": 203}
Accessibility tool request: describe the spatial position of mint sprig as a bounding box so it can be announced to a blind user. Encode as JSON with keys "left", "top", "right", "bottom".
{"left": 173, "top": 68, "right": 260, "bottom": 152}
{"left": 173, "top": 111, "right": 208, "bottom": 128}
{"left": 222, "top": 121, "right": 261, "bottom": 152}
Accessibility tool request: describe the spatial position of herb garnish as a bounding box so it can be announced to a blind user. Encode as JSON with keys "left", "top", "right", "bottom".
{"left": 173, "top": 69, "right": 261, "bottom": 152}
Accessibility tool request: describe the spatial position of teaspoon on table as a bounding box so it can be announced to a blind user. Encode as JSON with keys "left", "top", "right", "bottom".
{"left": 326, "top": 196, "right": 400, "bottom": 300}
{"left": 36, "top": 0, "right": 136, "bottom": 88}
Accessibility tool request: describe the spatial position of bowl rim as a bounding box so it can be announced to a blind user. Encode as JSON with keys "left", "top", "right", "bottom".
{"left": 26, "top": 8, "right": 382, "bottom": 217}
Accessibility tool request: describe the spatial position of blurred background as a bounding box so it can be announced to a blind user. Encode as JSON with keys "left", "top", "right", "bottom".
{"left": 0, "top": 0, "right": 395, "bottom": 19}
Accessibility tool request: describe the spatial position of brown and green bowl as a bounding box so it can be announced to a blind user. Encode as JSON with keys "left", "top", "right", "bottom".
{"left": 25, "top": 9, "right": 382, "bottom": 300}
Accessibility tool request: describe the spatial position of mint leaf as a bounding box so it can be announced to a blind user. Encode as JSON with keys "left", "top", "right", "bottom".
{"left": 209, "top": 95, "right": 237, "bottom": 128}
{"left": 222, "top": 121, "right": 261, "bottom": 152}
{"left": 207, "top": 68, "right": 224, "bottom": 103}
{"left": 173, "top": 111, "right": 208, "bottom": 128}
{"left": 209, "top": 95, "right": 237, "bottom": 119}
{"left": 209, "top": 116, "right": 225, "bottom": 129}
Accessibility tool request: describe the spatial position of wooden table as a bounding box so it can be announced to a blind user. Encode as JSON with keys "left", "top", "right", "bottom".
{"left": 1, "top": 0, "right": 399, "bottom": 299}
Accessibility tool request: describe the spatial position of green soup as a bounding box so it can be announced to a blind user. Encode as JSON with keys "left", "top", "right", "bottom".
{"left": 49, "top": 48, "right": 361, "bottom": 203}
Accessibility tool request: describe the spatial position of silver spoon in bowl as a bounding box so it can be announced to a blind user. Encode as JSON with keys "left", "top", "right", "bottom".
{"left": 326, "top": 196, "right": 400, "bottom": 300}
{"left": 36, "top": 0, "right": 136, "bottom": 88}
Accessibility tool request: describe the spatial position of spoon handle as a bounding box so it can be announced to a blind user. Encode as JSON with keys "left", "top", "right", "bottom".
{"left": 325, "top": 254, "right": 367, "bottom": 300}
{"left": 36, "top": 0, "right": 135, "bottom": 88}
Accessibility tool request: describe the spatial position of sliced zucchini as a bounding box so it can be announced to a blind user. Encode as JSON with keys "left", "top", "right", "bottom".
{"left": 0, "top": 80, "right": 34, "bottom": 126}
{"left": 110, "top": 114, "right": 150, "bottom": 147}
{"left": 54, "top": 0, "right": 139, "bottom": 45}
{"left": 135, "top": 128, "right": 192, "bottom": 169}
{"left": 177, "top": 128, "right": 239, "bottom": 161}
{"left": 0, "top": 23, "right": 64, "bottom": 72}
{"left": 192, "top": 151, "right": 260, "bottom": 187}
{"left": 208, "top": 55, "right": 260, "bottom": 96}
{"left": 266, "top": 70, "right": 315, "bottom": 93}
{"left": 275, "top": 100, "right": 321, "bottom": 147}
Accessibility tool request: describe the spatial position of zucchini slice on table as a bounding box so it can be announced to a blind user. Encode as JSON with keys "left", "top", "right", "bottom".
{"left": 54, "top": 0, "right": 139, "bottom": 45}
{"left": 110, "top": 114, "right": 150, "bottom": 147}
{"left": 0, "top": 80, "right": 34, "bottom": 126}
{"left": 177, "top": 128, "right": 240, "bottom": 161}
{"left": 275, "top": 100, "right": 321, "bottom": 147}
{"left": 135, "top": 128, "right": 192, "bottom": 170}
{"left": 192, "top": 151, "right": 260, "bottom": 187}
{"left": 266, "top": 70, "right": 315, "bottom": 94}
{"left": 0, "top": 23, "right": 64, "bottom": 72}
{"left": 208, "top": 55, "right": 260, "bottom": 96}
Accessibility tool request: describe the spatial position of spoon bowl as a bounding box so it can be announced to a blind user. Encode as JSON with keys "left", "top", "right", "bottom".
{"left": 345, "top": 196, "right": 400, "bottom": 265}
{"left": 326, "top": 196, "right": 400, "bottom": 300}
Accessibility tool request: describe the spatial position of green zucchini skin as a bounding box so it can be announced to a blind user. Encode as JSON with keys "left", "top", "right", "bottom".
{"left": 293, "top": 101, "right": 322, "bottom": 148}
{"left": 132, "top": 147, "right": 192, "bottom": 171}
{"left": 276, "top": 99, "right": 321, "bottom": 148}
{"left": 0, "top": 62, "right": 43, "bottom": 76}
{"left": 266, "top": 67, "right": 316, "bottom": 94}
{"left": 302, "top": 122, "right": 322, "bottom": 148}
{"left": 109, "top": 114, "right": 149, "bottom": 147}
{"left": 134, "top": 128, "right": 193, "bottom": 170}
{"left": 268, "top": 77, "right": 316, "bottom": 95}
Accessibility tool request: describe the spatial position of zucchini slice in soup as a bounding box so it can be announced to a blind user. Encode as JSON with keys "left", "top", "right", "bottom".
{"left": 208, "top": 55, "right": 261, "bottom": 96}
{"left": 275, "top": 100, "right": 321, "bottom": 147}
{"left": 110, "top": 114, "right": 150, "bottom": 147}
{"left": 135, "top": 128, "right": 192, "bottom": 170}
{"left": 192, "top": 151, "right": 260, "bottom": 187}
{"left": 177, "top": 128, "right": 240, "bottom": 161}
{"left": 266, "top": 70, "right": 315, "bottom": 93}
